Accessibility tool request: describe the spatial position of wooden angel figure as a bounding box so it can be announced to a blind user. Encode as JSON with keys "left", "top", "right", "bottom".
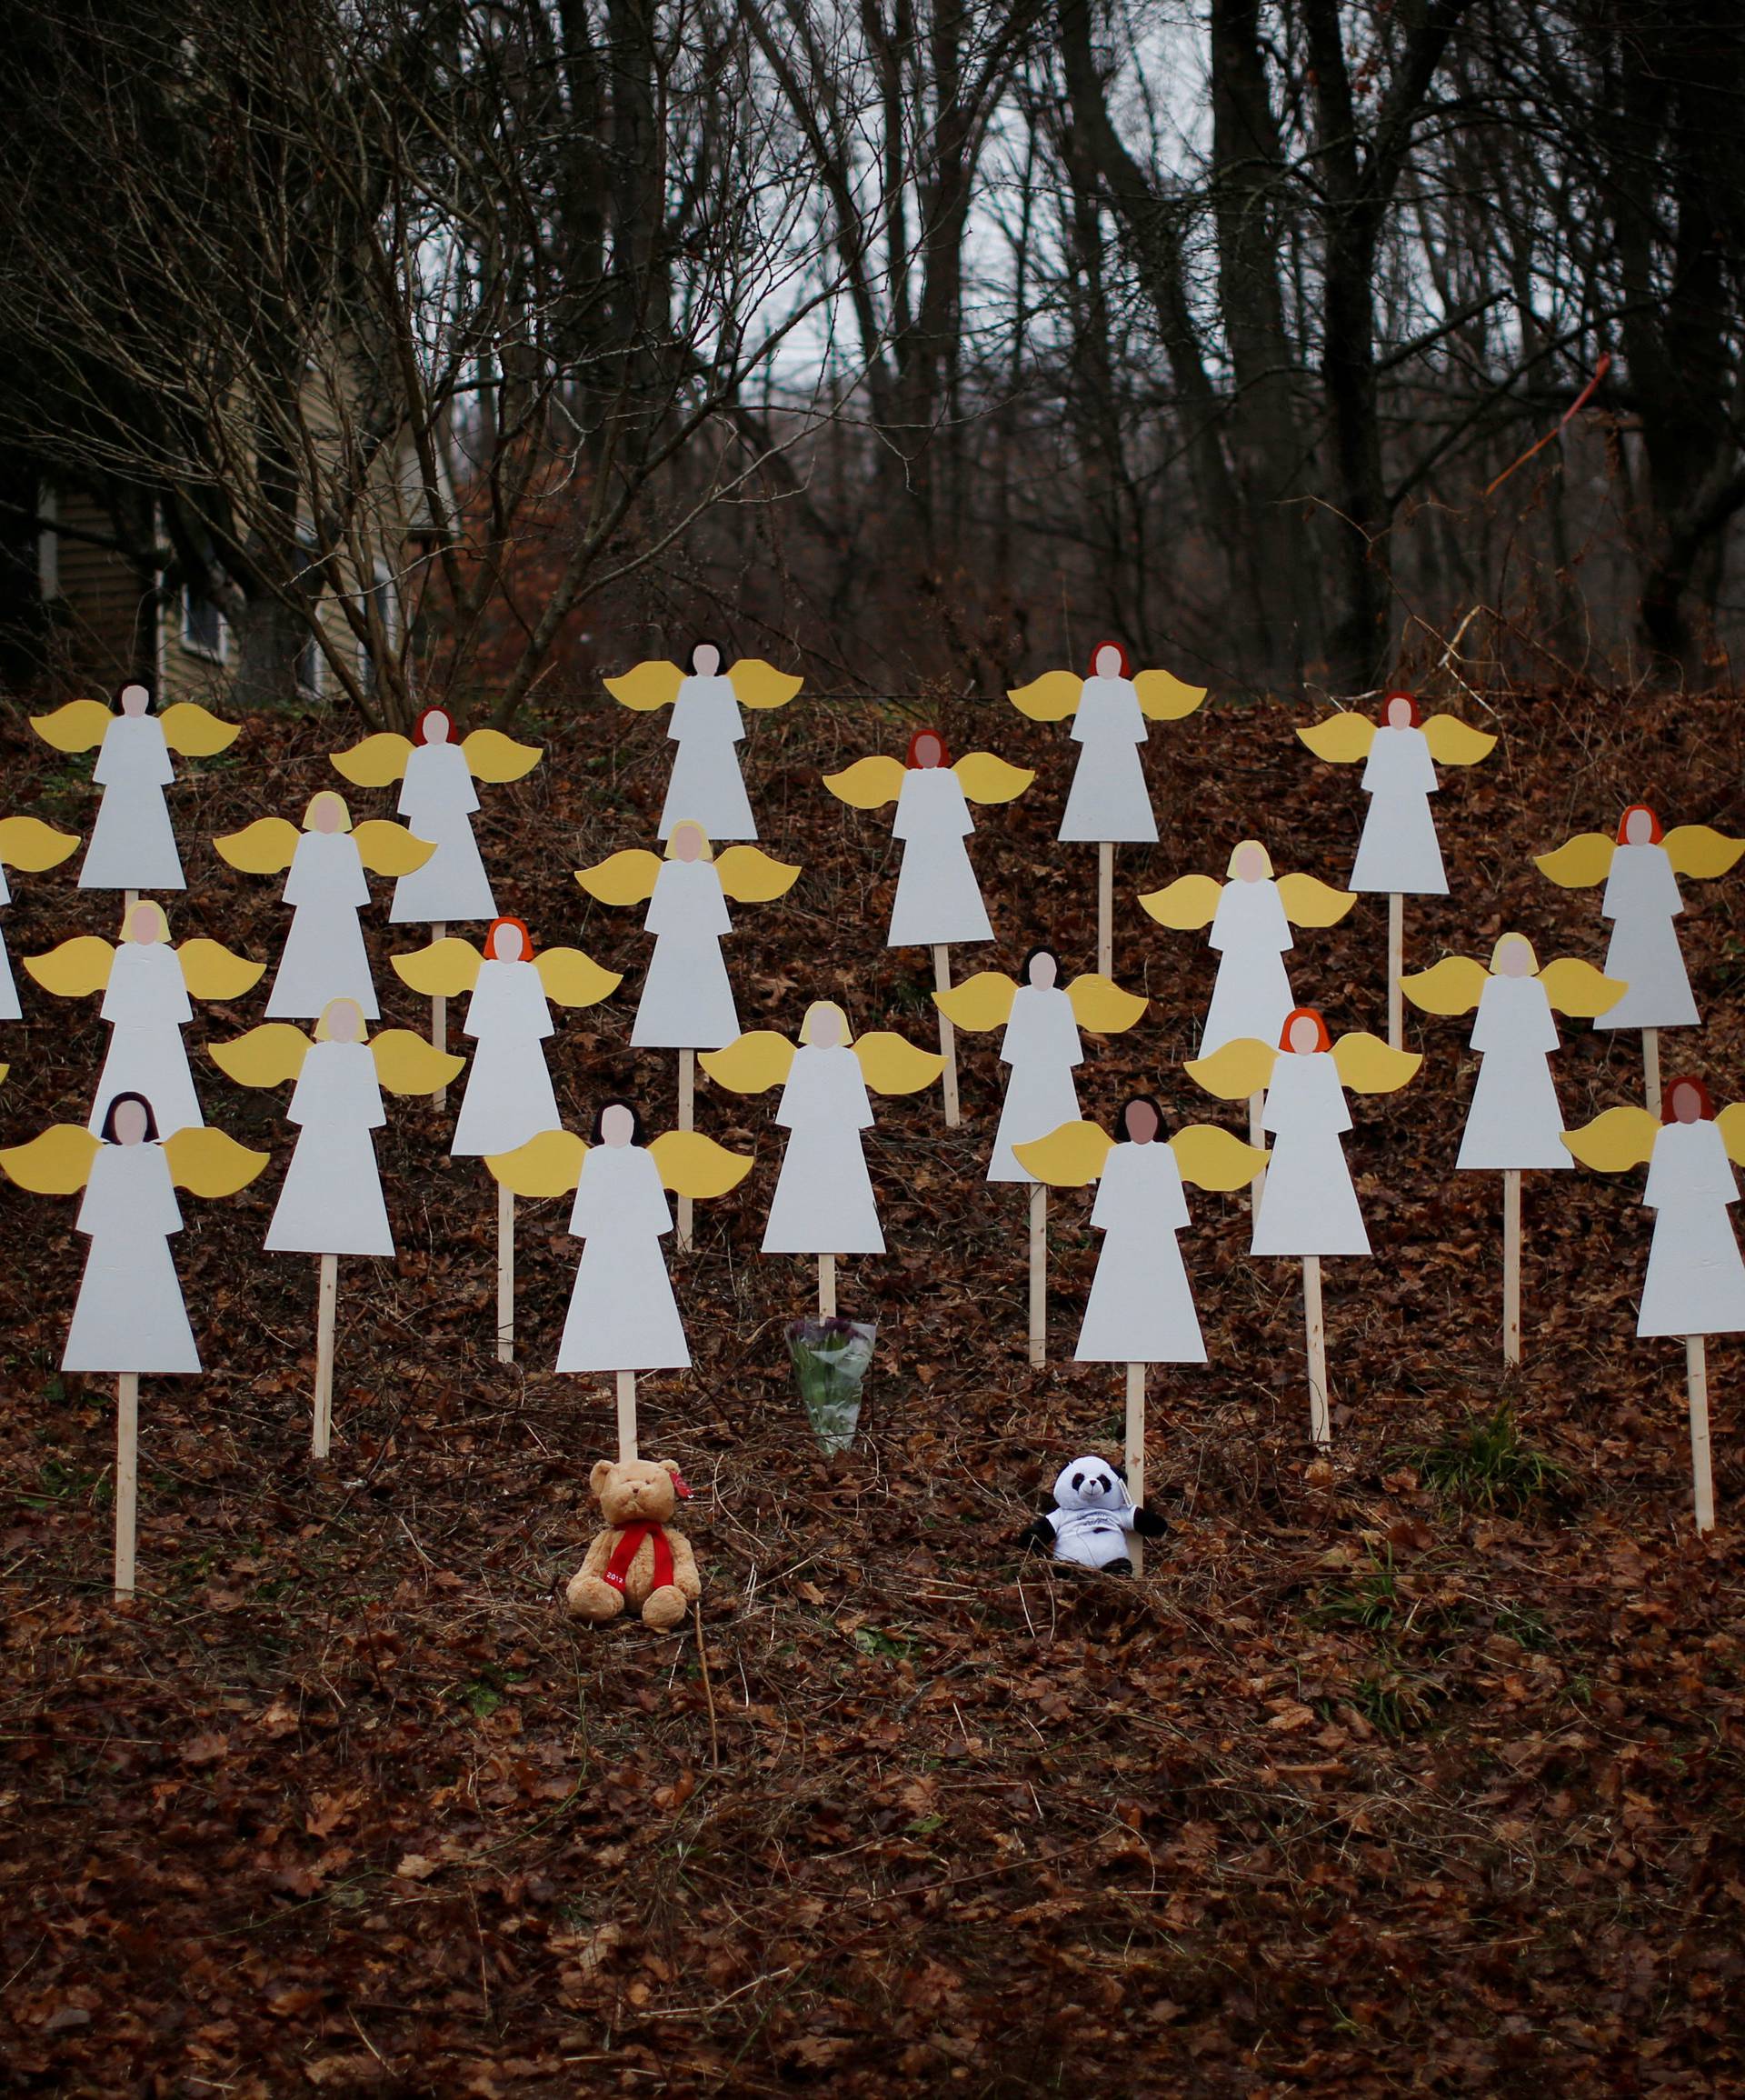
{"left": 0, "top": 815, "right": 80, "bottom": 1018}
{"left": 1186, "top": 1009, "right": 1420, "bottom": 1446}
{"left": 1297, "top": 692, "right": 1497, "bottom": 1045}
{"left": 485, "top": 1103, "right": 751, "bottom": 1460}
{"left": 1403, "top": 934, "right": 1626, "bottom": 1360}
{"left": 933, "top": 951, "right": 1147, "bottom": 1364}
{"left": 209, "top": 999, "right": 463, "bottom": 1455}
{"left": 392, "top": 918, "right": 621, "bottom": 1360}
{"left": 32, "top": 683, "right": 239, "bottom": 897}
{"left": 0, "top": 1097, "right": 266, "bottom": 1595}
{"left": 604, "top": 645, "right": 803, "bottom": 841}
{"left": 1015, "top": 1097, "right": 1266, "bottom": 1567}
{"left": 702, "top": 1001, "right": 942, "bottom": 1315}
{"left": 214, "top": 790, "right": 434, "bottom": 1023}
{"left": 1564, "top": 1078, "right": 1745, "bottom": 1533}
{"left": 1007, "top": 642, "right": 1207, "bottom": 974}
{"left": 25, "top": 898, "right": 264, "bottom": 1137}
{"left": 1536, "top": 805, "right": 1743, "bottom": 1111}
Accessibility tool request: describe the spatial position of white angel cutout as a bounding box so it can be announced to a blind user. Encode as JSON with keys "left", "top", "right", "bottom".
{"left": 0, "top": 1100, "right": 266, "bottom": 1596}
{"left": 32, "top": 683, "right": 239, "bottom": 894}
{"left": 605, "top": 645, "right": 803, "bottom": 841}
{"left": 0, "top": 815, "right": 80, "bottom": 1018}
{"left": 1187, "top": 1010, "right": 1420, "bottom": 1446}
{"left": 214, "top": 790, "right": 435, "bottom": 1020}
{"left": 25, "top": 899, "right": 264, "bottom": 1136}
{"left": 1564, "top": 1079, "right": 1745, "bottom": 1533}
{"left": 330, "top": 709, "right": 543, "bottom": 924}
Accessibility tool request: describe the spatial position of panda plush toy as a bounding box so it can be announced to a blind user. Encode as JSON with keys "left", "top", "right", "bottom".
{"left": 1019, "top": 1455, "right": 1169, "bottom": 1574}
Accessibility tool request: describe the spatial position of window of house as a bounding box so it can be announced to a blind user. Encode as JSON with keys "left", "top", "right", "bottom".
{"left": 360, "top": 565, "right": 398, "bottom": 695}
{"left": 181, "top": 545, "right": 227, "bottom": 662}
{"left": 295, "top": 618, "right": 324, "bottom": 698}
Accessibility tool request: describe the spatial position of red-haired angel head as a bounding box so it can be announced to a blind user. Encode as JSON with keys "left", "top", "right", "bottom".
{"left": 486, "top": 915, "right": 533, "bottom": 963}
{"left": 1087, "top": 640, "right": 1131, "bottom": 680}
{"left": 1662, "top": 1075, "right": 1714, "bottom": 1125}
{"left": 414, "top": 705, "right": 456, "bottom": 745}
{"left": 1379, "top": 690, "right": 1421, "bottom": 729}
{"left": 1279, "top": 1005, "right": 1331, "bottom": 1055}
{"left": 905, "top": 727, "right": 950, "bottom": 769}
{"left": 1617, "top": 803, "right": 1662, "bottom": 846}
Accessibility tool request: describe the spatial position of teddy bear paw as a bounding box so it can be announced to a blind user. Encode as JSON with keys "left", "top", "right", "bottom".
{"left": 565, "top": 1573, "right": 625, "bottom": 1623}
{"left": 641, "top": 1584, "right": 688, "bottom": 1631}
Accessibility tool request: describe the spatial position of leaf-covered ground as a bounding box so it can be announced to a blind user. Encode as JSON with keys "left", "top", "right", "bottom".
{"left": 1, "top": 684, "right": 1741, "bottom": 2097}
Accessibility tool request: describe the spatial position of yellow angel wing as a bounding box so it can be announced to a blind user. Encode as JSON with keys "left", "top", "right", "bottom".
{"left": 1400, "top": 955, "right": 1488, "bottom": 1017}
{"left": 1561, "top": 1105, "right": 1660, "bottom": 1173}
{"left": 728, "top": 659, "right": 803, "bottom": 710}
{"left": 162, "top": 1125, "right": 270, "bottom": 1198}
{"left": 208, "top": 1024, "right": 312, "bottom": 1088}
{"left": 329, "top": 733, "right": 414, "bottom": 787}
{"left": 1536, "top": 957, "right": 1629, "bottom": 1019}
{"left": 575, "top": 849, "right": 663, "bottom": 906}
{"left": 1714, "top": 1104, "right": 1745, "bottom": 1169}
{"left": 1331, "top": 1032, "right": 1421, "bottom": 1094}
{"left": 1420, "top": 715, "right": 1498, "bottom": 765}
{"left": 214, "top": 816, "right": 301, "bottom": 875}
{"left": 1065, "top": 974, "right": 1148, "bottom": 1034}
{"left": 1139, "top": 874, "right": 1222, "bottom": 931}
{"left": 0, "top": 1123, "right": 100, "bottom": 1194}
{"left": 1170, "top": 1124, "right": 1270, "bottom": 1192}
{"left": 699, "top": 1031, "right": 795, "bottom": 1094}
{"left": 485, "top": 1129, "right": 587, "bottom": 1198}
{"left": 1297, "top": 713, "right": 1375, "bottom": 765}
{"left": 952, "top": 752, "right": 1035, "bottom": 804}
{"left": 354, "top": 820, "right": 436, "bottom": 878}
{"left": 159, "top": 702, "right": 239, "bottom": 757}
{"left": 1663, "top": 825, "right": 1745, "bottom": 881}
{"left": 1183, "top": 1037, "right": 1277, "bottom": 1100}
{"left": 823, "top": 756, "right": 906, "bottom": 810}
{"left": 23, "top": 935, "right": 114, "bottom": 997}
{"left": 534, "top": 947, "right": 622, "bottom": 1008}
{"left": 176, "top": 939, "right": 265, "bottom": 1002}
{"left": 853, "top": 1032, "right": 946, "bottom": 1095}
{"left": 1132, "top": 668, "right": 1207, "bottom": 721}
{"left": 1011, "top": 1119, "right": 1114, "bottom": 1188}
{"left": 715, "top": 845, "right": 801, "bottom": 903}
{"left": 461, "top": 728, "right": 543, "bottom": 784}
{"left": 391, "top": 938, "right": 483, "bottom": 998}
{"left": 30, "top": 699, "right": 115, "bottom": 753}
{"left": 603, "top": 660, "right": 683, "bottom": 711}
{"left": 932, "top": 972, "right": 1019, "bottom": 1033}
{"left": 1535, "top": 833, "right": 1615, "bottom": 888}
{"left": 370, "top": 1028, "right": 465, "bottom": 1095}
{"left": 0, "top": 815, "right": 79, "bottom": 872}
{"left": 648, "top": 1128, "right": 754, "bottom": 1198}
{"left": 1275, "top": 872, "right": 1359, "bottom": 928}
{"left": 1006, "top": 671, "right": 1082, "bottom": 721}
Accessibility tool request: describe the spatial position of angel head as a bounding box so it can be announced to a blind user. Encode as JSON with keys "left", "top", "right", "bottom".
{"left": 1227, "top": 840, "right": 1273, "bottom": 882}
{"left": 1020, "top": 945, "right": 1060, "bottom": 989}
{"left": 690, "top": 639, "right": 723, "bottom": 676}
{"left": 304, "top": 791, "right": 352, "bottom": 835}
{"left": 800, "top": 999, "right": 851, "bottom": 1048}
{"left": 1116, "top": 1094, "right": 1166, "bottom": 1144}
{"left": 905, "top": 728, "right": 949, "bottom": 770}
{"left": 118, "top": 898, "right": 170, "bottom": 945}
{"left": 414, "top": 705, "right": 454, "bottom": 745}
{"left": 591, "top": 1097, "right": 648, "bottom": 1146}
{"left": 665, "top": 820, "right": 713, "bottom": 864}
{"left": 1491, "top": 932, "right": 1539, "bottom": 977}
{"left": 1280, "top": 1007, "right": 1331, "bottom": 1055}
{"left": 1088, "top": 641, "right": 1130, "bottom": 680}
{"left": 1618, "top": 804, "right": 1661, "bottom": 845}
{"left": 1664, "top": 1075, "right": 1713, "bottom": 1125}
{"left": 314, "top": 996, "right": 367, "bottom": 1045}
{"left": 1380, "top": 691, "right": 1421, "bottom": 728}
{"left": 100, "top": 1090, "right": 158, "bottom": 1145}
{"left": 488, "top": 915, "right": 533, "bottom": 963}
{"left": 116, "top": 681, "right": 154, "bottom": 716}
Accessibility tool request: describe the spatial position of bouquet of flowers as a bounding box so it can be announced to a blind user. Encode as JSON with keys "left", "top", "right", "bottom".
{"left": 785, "top": 1316, "right": 876, "bottom": 1455}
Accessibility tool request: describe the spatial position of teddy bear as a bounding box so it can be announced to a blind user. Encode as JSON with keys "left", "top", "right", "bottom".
{"left": 1018, "top": 1454, "right": 1169, "bottom": 1574}
{"left": 565, "top": 1456, "right": 702, "bottom": 1630}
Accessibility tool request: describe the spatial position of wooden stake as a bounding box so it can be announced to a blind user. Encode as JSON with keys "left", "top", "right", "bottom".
{"left": 1687, "top": 1335, "right": 1715, "bottom": 1535}
{"left": 1643, "top": 1028, "right": 1661, "bottom": 1116}
{"left": 314, "top": 1253, "right": 337, "bottom": 1458}
{"left": 1097, "top": 844, "right": 1114, "bottom": 976}
{"left": 1502, "top": 1169, "right": 1521, "bottom": 1365}
{"left": 123, "top": 888, "right": 139, "bottom": 916}
{"left": 932, "top": 945, "right": 961, "bottom": 1128}
{"left": 1387, "top": 892, "right": 1404, "bottom": 1050}
{"left": 1124, "top": 1361, "right": 1146, "bottom": 1575}
{"left": 496, "top": 1178, "right": 514, "bottom": 1364}
{"left": 1028, "top": 1183, "right": 1047, "bottom": 1367}
{"left": 615, "top": 1369, "right": 637, "bottom": 1463}
{"left": 431, "top": 920, "right": 449, "bottom": 1112}
{"left": 114, "top": 1373, "right": 138, "bottom": 1600}
{"left": 818, "top": 1253, "right": 836, "bottom": 1317}
{"left": 1249, "top": 1089, "right": 1267, "bottom": 1208}
{"left": 677, "top": 1048, "right": 695, "bottom": 1249}
{"left": 1303, "top": 1255, "right": 1331, "bottom": 1449}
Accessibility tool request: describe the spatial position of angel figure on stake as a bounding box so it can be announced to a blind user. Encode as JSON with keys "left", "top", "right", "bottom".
{"left": 209, "top": 999, "right": 462, "bottom": 1456}
{"left": 1402, "top": 935, "right": 1626, "bottom": 1360}
{"left": 484, "top": 1102, "right": 751, "bottom": 1462}
{"left": 25, "top": 898, "right": 263, "bottom": 1137}
{"left": 391, "top": 918, "right": 621, "bottom": 1360}
{"left": 824, "top": 730, "right": 1034, "bottom": 1125}
{"left": 0, "top": 1097, "right": 266, "bottom": 1596}
{"left": 1536, "top": 805, "right": 1742, "bottom": 1112}
{"left": 0, "top": 815, "right": 80, "bottom": 1019}
{"left": 32, "top": 683, "right": 238, "bottom": 897}
{"left": 1563, "top": 1078, "right": 1745, "bottom": 1534}
{"left": 1297, "top": 692, "right": 1497, "bottom": 1046}
{"left": 1007, "top": 643, "right": 1207, "bottom": 972}
{"left": 702, "top": 1001, "right": 942, "bottom": 1315}
{"left": 932, "top": 950, "right": 1147, "bottom": 1364}
{"left": 214, "top": 790, "right": 434, "bottom": 1022}
{"left": 605, "top": 645, "right": 803, "bottom": 841}
{"left": 1186, "top": 1009, "right": 1420, "bottom": 1447}
{"left": 1015, "top": 1097, "right": 1267, "bottom": 1568}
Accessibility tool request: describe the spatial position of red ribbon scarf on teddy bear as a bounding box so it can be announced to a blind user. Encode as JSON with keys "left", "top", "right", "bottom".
{"left": 603, "top": 1523, "right": 674, "bottom": 1595}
